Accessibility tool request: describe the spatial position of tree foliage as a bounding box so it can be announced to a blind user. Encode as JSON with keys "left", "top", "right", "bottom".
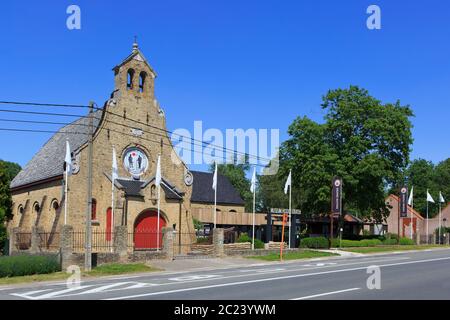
{"left": 260, "top": 86, "right": 414, "bottom": 221}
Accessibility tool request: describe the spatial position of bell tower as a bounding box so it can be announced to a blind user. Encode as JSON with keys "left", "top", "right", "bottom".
{"left": 112, "top": 40, "right": 157, "bottom": 102}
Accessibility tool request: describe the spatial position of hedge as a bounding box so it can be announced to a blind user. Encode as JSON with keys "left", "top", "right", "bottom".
{"left": 399, "top": 237, "right": 415, "bottom": 245}
{"left": 300, "top": 237, "right": 329, "bottom": 249}
{"left": 0, "top": 255, "right": 61, "bottom": 278}
{"left": 237, "top": 233, "right": 264, "bottom": 249}
{"left": 331, "top": 239, "right": 383, "bottom": 248}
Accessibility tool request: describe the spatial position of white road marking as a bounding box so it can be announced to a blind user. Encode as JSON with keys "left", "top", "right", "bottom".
{"left": 290, "top": 288, "right": 361, "bottom": 300}
{"left": 105, "top": 256, "right": 450, "bottom": 300}
{"left": 168, "top": 275, "right": 222, "bottom": 282}
{"left": 303, "top": 263, "right": 337, "bottom": 267}
{"left": 6, "top": 255, "right": 413, "bottom": 300}
{"left": 11, "top": 286, "right": 94, "bottom": 300}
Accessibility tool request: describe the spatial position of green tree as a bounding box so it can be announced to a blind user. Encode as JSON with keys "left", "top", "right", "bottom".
{"left": 0, "top": 159, "right": 21, "bottom": 254}
{"left": 260, "top": 86, "right": 414, "bottom": 221}
{"left": 434, "top": 158, "right": 450, "bottom": 205}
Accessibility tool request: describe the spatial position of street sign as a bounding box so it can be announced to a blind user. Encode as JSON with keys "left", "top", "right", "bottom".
{"left": 331, "top": 177, "right": 342, "bottom": 214}
{"left": 400, "top": 186, "right": 408, "bottom": 218}
{"left": 270, "top": 208, "right": 301, "bottom": 215}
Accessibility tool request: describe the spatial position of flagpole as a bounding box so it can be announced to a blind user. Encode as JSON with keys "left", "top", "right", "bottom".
{"left": 214, "top": 185, "right": 217, "bottom": 229}
{"left": 426, "top": 194, "right": 429, "bottom": 244}
{"left": 289, "top": 177, "right": 292, "bottom": 249}
{"left": 111, "top": 176, "right": 115, "bottom": 252}
{"left": 157, "top": 183, "right": 160, "bottom": 252}
{"left": 64, "top": 168, "right": 68, "bottom": 225}
{"left": 439, "top": 199, "right": 442, "bottom": 244}
{"left": 410, "top": 190, "right": 413, "bottom": 240}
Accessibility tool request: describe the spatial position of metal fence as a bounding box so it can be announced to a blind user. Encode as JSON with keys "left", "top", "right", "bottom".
{"left": 128, "top": 231, "right": 163, "bottom": 251}
{"left": 38, "top": 232, "right": 60, "bottom": 251}
{"left": 72, "top": 231, "right": 114, "bottom": 253}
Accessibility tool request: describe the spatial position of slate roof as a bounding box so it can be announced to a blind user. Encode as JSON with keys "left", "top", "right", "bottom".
{"left": 116, "top": 179, "right": 145, "bottom": 197}
{"left": 190, "top": 171, "right": 245, "bottom": 206}
{"left": 10, "top": 110, "right": 102, "bottom": 189}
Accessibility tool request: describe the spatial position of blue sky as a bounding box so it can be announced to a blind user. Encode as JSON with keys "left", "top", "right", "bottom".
{"left": 0, "top": 0, "right": 449, "bottom": 171}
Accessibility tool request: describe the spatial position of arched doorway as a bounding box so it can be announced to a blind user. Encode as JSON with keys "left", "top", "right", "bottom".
{"left": 134, "top": 210, "right": 166, "bottom": 250}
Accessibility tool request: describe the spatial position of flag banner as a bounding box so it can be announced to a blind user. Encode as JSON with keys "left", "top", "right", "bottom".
{"left": 408, "top": 186, "right": 414, "bottom": 206}
{"left": 155, "top": 155, "right": 161, "bottom": 186}
{"left": 284, "top": 170, "right": 291, "bottom": 194}
{"left": 65, "top": 140, "right": 72, "bottom": 176}
{"left": 112, "top": 147, "right": 118, "bottom": 182}
{"left": 400, "top": 186, "right": 408, "bottom": 217}
{"left": 250, "top": 167, "right": 257, "bottom": 193}
{"left": 212, "top": 162, "right": 218, "bottom": 190}
{"left": 331, "top": 177, "right": 342, "bottom": 214}
{"left": 439, "top": 192, "right": 445, "bottom": 203}
{"left": 427, "top": 190, "right": 435, "bottom": 203}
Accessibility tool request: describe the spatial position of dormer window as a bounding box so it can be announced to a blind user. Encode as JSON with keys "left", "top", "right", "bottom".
{"left": 139, "top": 72, "right": 147, "bottom": 93}
{"left": 127, "top": 69, "right": 135, "bottom": 90}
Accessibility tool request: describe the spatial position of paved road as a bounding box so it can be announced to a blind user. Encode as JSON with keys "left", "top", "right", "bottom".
{"left": 2, "top": 249, "right": 450, "bottom": 300}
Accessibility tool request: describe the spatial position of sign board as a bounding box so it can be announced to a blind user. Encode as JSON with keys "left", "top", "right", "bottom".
{"left": 331, "top": 177, "right": 342, "bottom": 214}
{"left": 270, "top": 208, "right": 301, "bottom": 215}
{"left": 400, "top": 186, "right": 408, "bottom": 218}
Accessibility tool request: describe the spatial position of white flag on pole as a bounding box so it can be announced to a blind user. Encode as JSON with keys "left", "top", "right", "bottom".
{"left": 155, "top": 155, "right": 161, "bottom": 187}
{"left": 408, "top": 186, "right": 414, "bottom": 206}
{"left": 426, "top": 190, "right": 435, "bottom": 203}
{"left": 250, "top": 167, "right": 257, "bottom": 194}
{"left": 284, "top": 170, "right": 291, "bottom": 194}
{"left": 439, "top": 191, "right": 445, "bottom": 203}
{"left": 212, "top": 162, "right": 218, "bottom": 191}
{"left": 64, "top": 140, "right": 72, "bottom": 176}
{"left": 112, "top": 147, "right": 118, "bottom": 182}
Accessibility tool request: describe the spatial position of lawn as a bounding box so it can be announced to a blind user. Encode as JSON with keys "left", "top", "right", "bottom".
{"left": 246, "top": 250, "right": 338, "bottom": 261}
{"left": 0, "top": 263, "right": 161, "bottom": 285}
{"left": 342, "top": 245, "right": 445, "bottom": 254}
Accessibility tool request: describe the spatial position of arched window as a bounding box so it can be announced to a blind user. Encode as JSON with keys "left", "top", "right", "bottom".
{"left": 127, "top": 69, "right": 135, "bottom": 90}
{"left": 33, "top": 202, "right": 40, "bottom": 213}
{"left": 139, "top": 72, "right": 147, "bottom": 93}
{"left": 216, "top": 208, "right": 221, "bottom": 213}
{"left": 18, "top": 205, "right": 24, "bottom": 215}
{"left": 229, "top": 209, "right": 237, "bottom": 213}
{"left": 91, "top": 199, "right": 97, "bottom": 221}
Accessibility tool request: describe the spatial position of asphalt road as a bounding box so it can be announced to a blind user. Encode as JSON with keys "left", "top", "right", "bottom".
{"left": 2, "top": 249, "right": 450, "bottom": 300}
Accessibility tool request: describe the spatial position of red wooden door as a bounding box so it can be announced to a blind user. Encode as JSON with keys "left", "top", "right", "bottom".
{"left": 106, "top": 207, "right": 112, "bottom": 241}
{"left": 134, "top": 210, "right": 166, "bottom": 250}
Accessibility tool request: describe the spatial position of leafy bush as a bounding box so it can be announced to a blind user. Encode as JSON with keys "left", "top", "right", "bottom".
{"left": 236, "top": 233, "right": 264, "bottom": 248}
{"left": 382, "top": 238, "right": 398, "bottom": 245}
{"left": 0, "top": 254, "right": 61, "bottom": 278}
{"left": 399, "top": 237, "right": 414, "bottom": 245}
{"left": 331, "top": 239, "right": 382, "bottom": 248}
{"left": 196, "top": 237, "right": 211, "bottom": 244}
{"left": 385, "top": 233, "right": 399, "bottom": 241}
{"left": 300, "top": 237, "right": 329, "bottom": 249}
{"left": 236, "top": 233, "right": 251, "bottom": 243}
{"left": 254, "top": 239, "right": 264, "bottom": 249}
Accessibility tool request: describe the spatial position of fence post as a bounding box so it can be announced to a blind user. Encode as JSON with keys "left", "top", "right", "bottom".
{"left": 60, "top": 225, "right": 74, "bottom": 270}
{"left": 415, "top": 233, "right": 420, "bottom": 245}
{"left": 447, "top": 233, "right": 450, "bottom": 246}
{"left": 30, "top": 226, "right": 43, "bottom": 253}
{"left": 432, "top": 233, "right": 437, "bottom": 245}
{"left": 162, "top": 227, "right": 175, "bottom": 260}
{"left": 9, "top": 227, "right": 19, "bottom": 255}
{"left": 213, "top": 228, "right": 225, "bottom": 257}
{"left": 113, "top": 225, "right": 128, "bottom": 262}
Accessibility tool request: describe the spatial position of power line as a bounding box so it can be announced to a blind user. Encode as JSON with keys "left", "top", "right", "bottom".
{"left": 0, "top": 100, "right": 275, "bottom": 164}
{"left": 0, "top": 101, "right": 90, "bottom": 108}
{"left": 0, "top": 128, "right": 88, "bottom": 135}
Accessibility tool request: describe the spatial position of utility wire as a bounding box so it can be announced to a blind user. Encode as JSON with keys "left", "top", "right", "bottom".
{"left": 0, "top": 100, "right": 276, "bottom": 164}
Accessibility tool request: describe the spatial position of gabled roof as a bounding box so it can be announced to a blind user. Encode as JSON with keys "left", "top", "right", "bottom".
{"left": 190, "top": 171, "right": 245, "bottom": 206}
{"left": 112, "top": 45, "right": 157, "bottom": 78}
{"left": 10, "top": 110, "right": 103, "bottom": 190}
{"left": 387, "top": 194, "right": 425, "bottom": 220}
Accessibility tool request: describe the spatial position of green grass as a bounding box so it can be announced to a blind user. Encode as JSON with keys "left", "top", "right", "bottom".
{"left": 343, "top": 245, "right": 445, "bottom": 254}
{"left": 246, "top": 250, "right": 338, "bottom": 261}
{"left": 86, "top": 263, "right": 161, "bottom": 276}
{"left": 0, "top": 263, "right": 161, "bottom": 285}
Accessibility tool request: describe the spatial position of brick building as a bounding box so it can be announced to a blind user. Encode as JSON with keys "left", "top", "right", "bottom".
{"left": 8, "top": 42, "right": 245, "bottom": 250}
